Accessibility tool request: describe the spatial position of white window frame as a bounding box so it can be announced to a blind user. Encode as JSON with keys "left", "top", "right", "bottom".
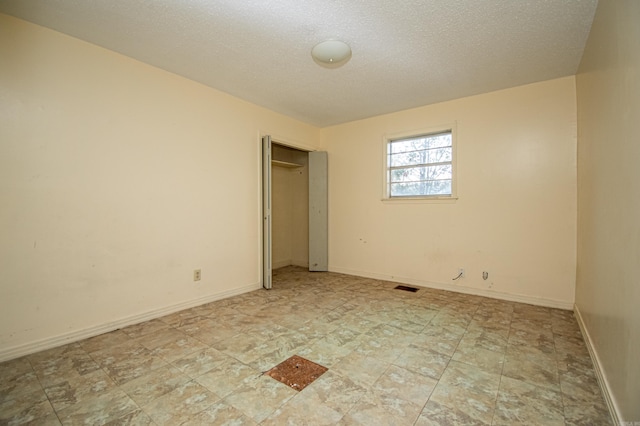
{"left": 382, "top": 124, "right": 458, "bottom": 203}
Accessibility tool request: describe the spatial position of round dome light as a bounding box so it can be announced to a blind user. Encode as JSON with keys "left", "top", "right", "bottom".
{"left": 311, "top": 40, "right": 352, "bottom": 68}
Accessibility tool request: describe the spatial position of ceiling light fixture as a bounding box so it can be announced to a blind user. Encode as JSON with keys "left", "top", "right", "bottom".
{"left": 311, "top": 40, "right": 352, "bottom": 68}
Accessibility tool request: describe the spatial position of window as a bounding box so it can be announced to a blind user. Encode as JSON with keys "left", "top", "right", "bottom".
{"left": 385, "top": 129, "right": 454, "bottom": 199}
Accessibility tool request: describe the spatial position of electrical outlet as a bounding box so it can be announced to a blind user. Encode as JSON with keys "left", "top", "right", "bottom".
{"left": 458, "top": 268, "right": 465, "bottom": 278}
{"left": 194, "top": 269, "right": 201, "bottom": 282}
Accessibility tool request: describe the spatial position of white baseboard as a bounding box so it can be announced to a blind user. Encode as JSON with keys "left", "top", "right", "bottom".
{"left": 573, "top": 305, "right": 621, "bottom": 426}
{"left": 0, "top": 282, "right": 261, "bottom": 363}
{"left": 329, "top": 266, "right": 574, "bottom": 310}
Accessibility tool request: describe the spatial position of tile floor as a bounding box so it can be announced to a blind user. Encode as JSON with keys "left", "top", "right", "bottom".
{"left": 0, "top": 266, "right": 612, "bottom": 425}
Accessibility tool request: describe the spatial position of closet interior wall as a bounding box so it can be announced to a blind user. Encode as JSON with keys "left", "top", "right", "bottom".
{"left": 271, "top": 144, "right": 309, "bottom": 269}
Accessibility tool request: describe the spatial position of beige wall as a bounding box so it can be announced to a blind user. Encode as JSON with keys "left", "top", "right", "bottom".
{"left": 3, "top": 10, "right": 611, "bottom": 383}
{"left": 576, "top": 0, "right": 640, "bottom": 422}
{"left": 0, "top": 14, "right": 320, "bottom": 358}
{"left": 271, "top": 163, "right": 309, "bottom": 269}
{"left": 323, "top": 77, "right": 577, "bottom": 308}
{"left": 290, "top": 153, "right": 310, "bottom": 268}
{"left": 272, "top": 165, "right": 294, "bottom": 268}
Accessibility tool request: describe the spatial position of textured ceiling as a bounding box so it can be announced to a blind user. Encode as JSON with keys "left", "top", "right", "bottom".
{"left": 0, "top": 0, "right": 598, "bottom": 127}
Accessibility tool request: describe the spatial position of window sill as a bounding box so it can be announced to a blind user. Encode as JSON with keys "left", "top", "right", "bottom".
{"left": 381, "top": 196, "right": 458, "bottom": 204}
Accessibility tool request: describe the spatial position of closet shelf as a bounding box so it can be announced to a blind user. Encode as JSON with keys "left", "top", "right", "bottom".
{"left": 272, "top": 159, "right": 303, "bottom": 168}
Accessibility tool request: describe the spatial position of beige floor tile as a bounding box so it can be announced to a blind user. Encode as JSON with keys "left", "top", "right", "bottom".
{"left": 293, "top": 318, "right": 340, "bottom": 338}
{"left": 441, "top": 359, "right": 501, "bottom": 395}
{"left": 119, "top": 364, "right": 190, "bottom": 406}
{"left": 43, "top": 368, "right": 118, "bottom": 412}
{"left": 297, "top": 340, "right": 353, "bottom": 368}
{"left": 214, "top": 332, "right": 269, "bottom": 365}
{"left": 416, "top": 399, "right": 488, "bottom": 425}
{"left": 340, "top": 389, "right": 422, "bottom": 425}
{"left": 427, "top": 360, "right": 500, "bottom": 425}
{"left": 410, "top": 324, "right": 466, "bottom": 356}
{"left": 330, "top": 352, "right": 388, "bottom": 387}
{"left": 354, "top": 343, "right": 407, "bottom": 364}
{"left": 503, "top": 346, "right": 560, "bottom": 392}
{"left": 170, "top": 347, "right": 229, "bottom": 378}
{"left": 79, "top": 331, "right": 132, "bottom": 354}
{"left": 294, "top": 370, "right": 367, "bottom": 416}
{"left": 184, "top": 401, "right": 257, "bottom": 425}
{"left": 560, "top": 375, "right": 608, "bottom": 407}
{"left": 194, "top": 356, "right": 260, "bottom": 398}
{"left": 222, "top": 374, "right": 296, "bottom": 423}
{"left": 0, "top": 266, "right": 612, "bottom": 425}
{"left": 353, "top": 332, "right": 408, "bottom": 363}
{"left": 134, "top": 328, "right": 191, "bottom": 350}
{"left": 158, "top": 309, "right": 204, "bottom": 328}
{"left": 551, "top": 317, "right": 583, "bottom": 339}
{"left": 186, "top": 321, "right": 244, "bottom": 346}
{"left": 386, "top": 318, "right": 428, "bottom": 334}
{"left": 91, "top": 341, "right": 168, "bottom": 385}
{"left": 493, "top": 375, "right": 565, "bottom": 425}
{"left": 554, "top": 333, "right": 590, "bottom": 357}
{"left": 0, "top": 367, "right": 42, "bottom": 401}
{"left": 332, "top": 314, "right": 380, "bottom": 334}
{"left": 429, "top": 311, "right": 473, "bottom": 329}
{"left": 262, "top": 393, "right": 343, "bottom": 425}
{"left": 28, "top": 412, "right": 64, "bottom": 425}
{"left": 321, "top": 326, "right": 363, "bottom": 351}
{"left": 508, "top": 327, "right": 555, "bottom": 352}
{"left": 243, "top": 323, "right": 292, "bottom": 341}
{"left": 372, "top": 365, "right": 437, "bottom": 406}
{"left": 394, "top": 346, "right": 451, "bottom": 380}
{"left": 452, "top": 339, "right": 505, "bottom": 375}
{"left": 461, "top": 328, "right": 509, "bottom": 353}
{"left": 510, "top": 316, "right": 553, "bottom": 335}
{"left": 149, "top": 334, "right": 209, "bottom": 364}
{"left": 56, "top": 388, "right": 138, "bottom": 426}
{"left": 29, "top": 344, "right": 101, "bottom": 389}
{"left": 506, "top": 339, "right": 558, "bottom": 364}
{"left": 0, "top": 356, "right": 34, "bottom": 386}
{"left": 563, "top": 399, "right": 613, "bottom": 426}
{"left": 141, "top": 381, "right": 219, "bottom": 425}
{"left": 104, "top": 409, "right": 154, "bottom": 425}
{"left": 120, "top": 318, "right": 171, "bottom": 339}
{"left": 245, "top": 345, "right": 302, "bottom": 373}
{"left": 0, "top": 386, "right": 56, "bottom": 425}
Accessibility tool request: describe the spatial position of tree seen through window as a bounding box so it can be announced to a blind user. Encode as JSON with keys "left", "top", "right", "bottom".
{"left": 387, "top": 131, "right": 452, "bottom": 197}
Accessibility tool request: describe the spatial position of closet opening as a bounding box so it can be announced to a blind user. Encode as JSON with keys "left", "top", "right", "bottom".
{"left": 262, "top": 135, "right": 327, "bottom": 289}
{"left": 271, "top": 143, "right": 310, "bottom": 270}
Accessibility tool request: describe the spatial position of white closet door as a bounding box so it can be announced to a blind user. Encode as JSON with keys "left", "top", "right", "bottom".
{"left": 262, "top": 135, "right": 272, "bottom": 289}
{"left": 309, "top": 151, "right": 328, "bottom": 271}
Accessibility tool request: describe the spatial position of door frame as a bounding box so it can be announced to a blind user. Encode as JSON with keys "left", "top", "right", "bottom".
{"left": 262, "top": 135, "right": 272, "bottom": 289}
{"left": 260, "top": 133, "right": 316, "bottom": 289}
